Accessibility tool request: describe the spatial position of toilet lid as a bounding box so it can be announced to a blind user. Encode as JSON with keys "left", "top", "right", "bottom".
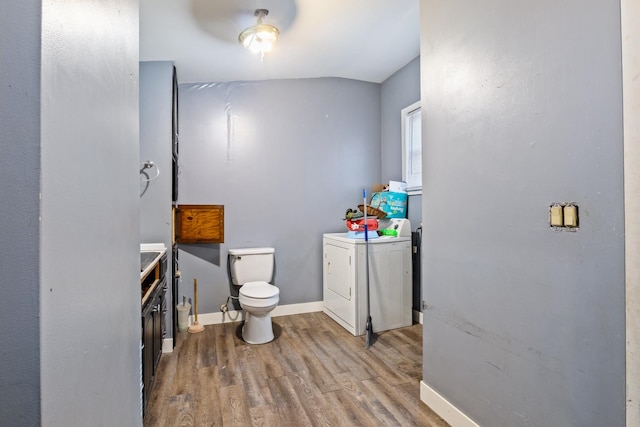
{"left": 240, "top": 281, "right": 279, "bottom": 299}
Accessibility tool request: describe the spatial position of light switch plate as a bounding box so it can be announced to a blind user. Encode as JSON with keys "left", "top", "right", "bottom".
{"left": 550, "top": 205, "right": 563, "bottom": 227}
{"left": 563, "top": 205, "right": 578, "bottom": 227}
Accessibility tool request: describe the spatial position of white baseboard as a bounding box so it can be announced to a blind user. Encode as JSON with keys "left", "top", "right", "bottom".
{"left": 420, "top": 381, "right": 479, "bottom": 427}
{"left": 162, "top": 338, "right": 173, "bottom": 353}
{"left": 272, "top": 301, "right": 324, "bottom": 317}
{"left": 412, "top": 309, "right": 423, "bottom": 324}
{"left": 190, "top": 301, "right": 324, "bottom": 326}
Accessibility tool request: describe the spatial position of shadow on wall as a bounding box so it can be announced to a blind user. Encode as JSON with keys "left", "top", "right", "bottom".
{"left": 179, "top": 244, "right": 222, "bottom": 266}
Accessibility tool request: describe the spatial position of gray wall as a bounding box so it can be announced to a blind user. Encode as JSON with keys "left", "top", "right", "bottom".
{"left": 381, "top": 57, "right": 423, "bottom": 311}
{"left": 0, "top": 2, "right": 42, "bottom": 425}
{"left": 39, "top": 1, "right": 142, "bottom": 424}
{"left": 381, "top": 56, "right": 422, "bottom": 230}
{"left": 420, "top": 1, "right": 624, "bottom": 426}
{"left": 140, "top": 61, "right": 175, "bottom": 335}
{"left": 176, "top": 78, "right": 381, "bottom": 314}
{"left": 1, "top": 1, "right": 142, "bottom": 425}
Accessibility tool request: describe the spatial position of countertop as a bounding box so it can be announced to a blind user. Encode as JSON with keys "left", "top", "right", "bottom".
{"left": 140, "top": 243, "right": 167, "bottom": 280}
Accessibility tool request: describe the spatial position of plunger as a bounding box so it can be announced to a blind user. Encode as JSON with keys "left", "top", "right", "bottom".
{"left": 188, "top": 278, "right": 205, "bottom": 334}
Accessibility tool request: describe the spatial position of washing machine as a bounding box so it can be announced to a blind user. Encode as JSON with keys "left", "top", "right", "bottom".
{"left": 322, "top": 219, "right": 413, "bottom": 336}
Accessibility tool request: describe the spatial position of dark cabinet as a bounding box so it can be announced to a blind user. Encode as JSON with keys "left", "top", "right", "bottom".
{"left": 142, "top": 302, "right": 154, "bottom": 408}
{"left": 141, "top": 254, "right": 167, "bottom": 414}
{"left": 156, "top": 277, "right": 167, "bottom": 371}
{"left": 171, "top": 246, "right": 178, "bottom": 347}
{"left": 171, "top": 66, "right": 179, "bottom": 203}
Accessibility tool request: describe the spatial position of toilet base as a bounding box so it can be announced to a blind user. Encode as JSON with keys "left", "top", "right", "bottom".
{"left": 242, "top": 311, "right": 275, "bottom": 344}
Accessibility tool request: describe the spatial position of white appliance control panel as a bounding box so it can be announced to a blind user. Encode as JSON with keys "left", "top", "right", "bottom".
{"left": 377, "top": 218, "right": 412, "bottom": 237}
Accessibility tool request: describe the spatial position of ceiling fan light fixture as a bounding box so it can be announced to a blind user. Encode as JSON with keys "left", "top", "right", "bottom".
{"left": 238, "top": 9, "right": 279, "bottom": 58}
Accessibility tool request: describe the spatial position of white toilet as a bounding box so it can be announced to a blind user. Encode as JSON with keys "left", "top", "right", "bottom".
{"left": 229, "top": 247, "right": 280, "bottom": 344}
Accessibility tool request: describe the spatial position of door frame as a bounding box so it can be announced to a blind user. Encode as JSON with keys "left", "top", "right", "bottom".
{"left": 622, "top": 0, "right": 640, "bottom": 425}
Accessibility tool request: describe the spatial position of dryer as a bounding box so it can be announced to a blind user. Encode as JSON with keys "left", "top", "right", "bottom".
{"left": 322, "top": 232, "right": 412, "bottom": 336}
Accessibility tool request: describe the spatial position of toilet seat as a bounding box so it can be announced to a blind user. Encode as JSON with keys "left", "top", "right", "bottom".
{"left": 240, "top": 281, "right": 279, "bottom": 298}
{"left": 239, "top": 281, "right": 279, "bottom": 308}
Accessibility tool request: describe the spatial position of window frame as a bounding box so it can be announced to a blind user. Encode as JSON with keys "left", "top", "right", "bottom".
{"left": 401, "top": 100, "right": 422, "bottom": 195}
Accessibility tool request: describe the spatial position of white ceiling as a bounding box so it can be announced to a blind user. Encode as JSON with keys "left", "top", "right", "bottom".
{"left": 140, "top": 0, "right": 420, "bottom": 84}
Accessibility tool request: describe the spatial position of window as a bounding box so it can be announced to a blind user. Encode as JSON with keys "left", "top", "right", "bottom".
{"left": 401, "top": 101, "right": 422, "bottom": 193}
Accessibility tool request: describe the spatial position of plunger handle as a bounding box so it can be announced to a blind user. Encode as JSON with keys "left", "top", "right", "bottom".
{"left": 193, "top": 278, "right": 199, "bottom": 322}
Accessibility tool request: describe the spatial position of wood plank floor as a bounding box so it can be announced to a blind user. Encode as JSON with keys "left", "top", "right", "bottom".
{"left": 144, "top": 311, "right": 449, "bottom": 427}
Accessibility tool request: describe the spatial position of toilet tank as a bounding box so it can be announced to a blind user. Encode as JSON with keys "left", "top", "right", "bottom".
{"left": 229, "top": 247, "right": 275, "bottom": 285}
